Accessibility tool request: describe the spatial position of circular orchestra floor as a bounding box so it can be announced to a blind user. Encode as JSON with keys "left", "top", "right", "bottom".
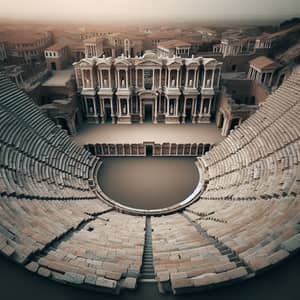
{"left": 97, "top": 157, "right": 199, "bottom": 210}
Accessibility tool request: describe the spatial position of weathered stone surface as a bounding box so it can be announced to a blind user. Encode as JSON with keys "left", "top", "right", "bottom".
{"left": 171, "top": 277, "right": 193, "bottom": 289}
{"left": 25, "top": 261, "right": 39, "bottom": 273}
{"left": 122, "top": 277, "right": 137, "bottom": 289}
{"left": 1, "top": 244, "right": 15, "bottom": 257}
{"left": 96, "top": 276, "right": 117, "bottom": 289}
{"left": 191, "top": 273, "right": 217, "bottom": 287}
{"left": 157, "top": 271, "right": 170, "bottom": 282}
{"left": 105, "top": 271, "right": 122, "bottom": 281}
{"left": 281, "top": 234, "right": 300, "bottom": 252}
{"left": 38, "top": 267, "right": 51, "bottom": 278}
{"left": 226, "top": 267, "right": 248, "bottom": 279}
{"left": 85, "top": 274, "right": 97, "bottom": 285}
{"left": 63, "top": 272, "right": 85, "bottom": 284}
{"left": 269, "top": 249, "right": 289, "bottom": 264}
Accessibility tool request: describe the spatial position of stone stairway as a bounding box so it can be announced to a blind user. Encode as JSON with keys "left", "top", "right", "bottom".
{"left": 182, "top": 212, "right": 254, "bottom": 275}
{"left": 140, "top": 216, "right": 155, "bottom": 280}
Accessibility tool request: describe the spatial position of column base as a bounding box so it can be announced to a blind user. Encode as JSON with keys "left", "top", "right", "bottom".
{"left": 165, "top": 116, "right": 180, "bottom": 124}
{"left": 87, "top": 116, "right": 100, "bottom": 124}
{"left": 197, "top": 115, "right": 211, "bottom": 124}
{"left": 117, "top": 115, "right": 132, "bottom": 124}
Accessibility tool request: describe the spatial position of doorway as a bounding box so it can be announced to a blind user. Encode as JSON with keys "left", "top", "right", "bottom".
{"left": 230, "top": 118, "right": 240, "bottom": 130}
{"left": 51, "top": 62, "right": 57, "bottom": 70}
{"left": 144, "top": 104, "right": 153, "bottom": 123}
{"left": 185, "top": 99, "right": 193, "bottom": 123}
{"left": 146, "top": 145, "right": 153, "bottom": 156}
{"left": 104, "top": 107, "right": 112, "bottom": 123}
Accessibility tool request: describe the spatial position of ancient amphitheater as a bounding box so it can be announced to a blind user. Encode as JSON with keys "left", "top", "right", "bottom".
{"left": 0, "top": 69, "right": 299, "bottom": 297}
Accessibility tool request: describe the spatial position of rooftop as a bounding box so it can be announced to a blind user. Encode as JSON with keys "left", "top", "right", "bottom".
{"left": 158, "top": 39, "right": 191, "bottom": 49}
{"left": 42, "top": 68, "right": 73, "bottom": 87}
{"left": 45, "top": 43, "right": 67, "bottom": 51}
{"left": 249, "top": 56, "right": 281, "bottom": 71}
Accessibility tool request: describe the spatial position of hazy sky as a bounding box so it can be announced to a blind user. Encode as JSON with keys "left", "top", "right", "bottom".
{"left": 0, "top": 0, "right": 299, "bottom": 23}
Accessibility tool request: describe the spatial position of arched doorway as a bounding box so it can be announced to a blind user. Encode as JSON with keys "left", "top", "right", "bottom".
{"left": 56, "top": 118, "right": 70, "bottom": 135}
{"left": 185, "top": 98, "right": 193, "bottom": 123}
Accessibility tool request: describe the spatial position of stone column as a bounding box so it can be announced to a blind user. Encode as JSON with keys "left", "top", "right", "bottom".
{"left": 211, "top": 69, "right": 215, "bottom": 88}
{"left": 152, "top": 68, "right": 155, "bottom": 89}
{"left": 93, "top": 97, "right": 97, "bottom": 116}
{"left": 154, "top": 96, "right": 158, "bottom": 123}
{"left": 111, "top": 97, "right": 115, "bottom": 124}
{"left": 159, "top": 69, "right": 162, "bottom": 88}
{"left": 217, "top": 69, "right": 221, "bottom": 88}
{"left": 193, "top": 69, "right": 197, "bottom": 88}
{"left": 185, "top": 69, "right": 189, "bottom": 87}
{"left": 221, "top": 118, "right": 230, "bottom": 136}
{"left": 126, "top": 69, "right": 128, "bottom": 88}
{"left": 200, "top": 97, "right": 204, "bottom": 115}
{"left": 182, "top": 97, "right": 186, "bottom": 124}
{"left": 99, "top": 69, "right": 103, "bottom": 88}
{"left": 117, "top": 70, "right": 120, "bottom": 88}
{"left": 208, "top": 97, "right": 212, "bottom": 115}
{"left": 168, "top": 69, "right": 171, "bottom": 87}
{"left": 176, "top": 70, "right": 180, "bottom": 88}
{"left": 202, "top": 69, "right": 206, "bottom": 88}
{"left": 142, "top": 69, "right": 145, "bottom": 89}
{"left": 136, "top": 69, "right": 138, "bottom": 87}
{"left": 139, "top": 98, "right": 143, "bottom": 124}
{"left": 109, "top": 70, "right": 111, "bottom": 88}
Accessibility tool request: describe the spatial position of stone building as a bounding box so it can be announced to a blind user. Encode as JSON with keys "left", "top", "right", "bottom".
{"left": 73, "top": 51, "right": 222, "bottom": 125}
{"left": 45, "top": 43, "right": 70, "bottom": 71}
{"left": 216, "top": 79, "right": 269, "bottom": 136}
{"left": 248, "top": 56, "right": 281, "bottom": 88}
{"left": 0, "top": 31, "right": 53, "bottom": 64}
{"left": 157, "top": 40, "right": 192, "bottom": 58}
{"left": 0, "top": 42, "right": 7, "bottom": 61}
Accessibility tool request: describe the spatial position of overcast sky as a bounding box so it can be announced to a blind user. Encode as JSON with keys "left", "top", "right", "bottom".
{"left": 0, "top": 0, "right": 299, "bottom": 23}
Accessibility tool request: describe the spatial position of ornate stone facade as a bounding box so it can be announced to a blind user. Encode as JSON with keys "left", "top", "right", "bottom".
{"left": 73, "top": 51, "right": 222, "bottom": 124}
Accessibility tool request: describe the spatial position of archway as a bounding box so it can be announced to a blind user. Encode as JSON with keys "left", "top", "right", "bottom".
{"left": 56, "top": 118, "right": 70, "bottom": 135}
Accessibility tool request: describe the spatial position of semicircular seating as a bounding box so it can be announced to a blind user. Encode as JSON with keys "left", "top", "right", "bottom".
{"left": 0, "top": 69, "right": 299, "bottom": 295}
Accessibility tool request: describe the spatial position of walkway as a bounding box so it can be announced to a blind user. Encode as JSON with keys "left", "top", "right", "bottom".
{"left": 73, "top": 123, "right": 224, "bottom": 145}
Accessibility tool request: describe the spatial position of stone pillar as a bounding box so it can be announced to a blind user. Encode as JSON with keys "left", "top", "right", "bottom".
{"left": 152, "top": 68, "right": 155, "bottom": 89}
{"left": 126, "top": 69, "right": 128, "bottom": 88}
{"left": 159, "top": 69, "right": 162, "bottom": 88}
{"left": 93, "top": 97, "right": 97, "bottom": 116}
{"left": 168, "top": 69, "right": 171, "bottom": 87}
{"left": 176, "top": 70, "right": 179, "bottom": 88}
{"left": 117, "top": 70, "right": 120, "bottom": 88}
{"left": 139, "top": 98, "right": 143, "bottom": 124}
{"left": 221, "top": 118, "right": 230, "bottom": 136}
{"left": 101, "top": 98, "right": 105, "bottom": 124}
{"left": 182, "top": 97, "right": 186, "bottom": 123}
{"left": 154, "top": 96, "right": 158, "bottom": 123}
{"left": 142, "top": 69, "right": 145, "bottom": 89}
{"left": 193, "top": 69, "right": 197, "bottom": 88}
{"left": 185, "top": 69, "right": 189, "bottom": 87}
{"left": 192, "top": 97, "right": 197, "bottom": 124}
{"left": 202, "top": 69, "right": 206, "bottom": 88}
{"left": 208, "top": 97, "right": 212, "bottom": 115}
{"left": 99, "top": 69, "right": 103, "bottom": 88}
{"left": 211, "top": 69, "right": 215, "bottom": 88}
{"left": 109, "top": 70, "right": 111, "bottom": 88}
{"left": 136, "top": 69, "right": 138, "bottom": 87}
{"left": 111, "top": 98, "right": 115, "bottom": 124}
{"left": 166, "top": 97, "right": 169, "bottom": 115}
{"left": 127, "top": 98, "right": 130, "bottom": 115}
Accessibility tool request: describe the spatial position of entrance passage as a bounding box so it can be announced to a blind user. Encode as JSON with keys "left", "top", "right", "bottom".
{"left": 146, "top": 145, "right": 153, "bottom": 156}
{"left": 144, "top": 104, "right": 153, "bottom": 122}
{"left": 104, "top": 107, "right": 112, "bottom": 122}
{"left": 98, "top": 157, "right": 199, "bottom": 210}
